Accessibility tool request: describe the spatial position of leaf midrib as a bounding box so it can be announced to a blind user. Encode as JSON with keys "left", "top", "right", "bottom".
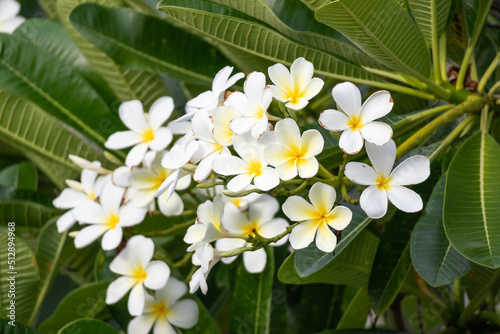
{"left": 480, "top": 131, "right": 493, "bottom": 262}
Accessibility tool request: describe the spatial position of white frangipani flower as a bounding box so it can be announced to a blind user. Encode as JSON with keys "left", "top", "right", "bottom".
{"left": 127, "top": 151, "right": 191, "bottom": 217}
{"left": 319, "top": 82, "right": 393, "bottom": 155}
{"left": 184, "top": 196, "right": 227, "bottom": 252}
{"left": 53, "top": 162, "right": 108, "bottom": 232}
{"left": 212, "top": 105, "right": 239, "bottom": 146}
{"left": 189, "top": 244, "right": 220, "bottom": 295}
{"left": 216, "top": 195, "right": 289, "bottom": 273}
{"left": 213, "top": 132, "right": 279, "bottom": 192}
{"left": 221, "top": 187, "right": 262, "bottom": 211}
{"left": 282, "top": 182, "right": 352, "bottom": 252}
{"left": 344, "top": 140, "right": 430, "bottom": 219}
{"left": 263, "top": 119, "right": 324, "bottom": 181}
{"left": 72, "top": 182, "right": 147, "bottom": 250}
{"left": 0, "top": 0, "right": 25, "bottom": 34}
{"left": 106, "top": 235, "right": 170, "bottom": 316}
{"left": 127, "top": 277, "right": 199, "bottom": 334}
{"left": 190, "top": 110, "right": 231, "bottom": 182}
{"left": 225, "top": 71, "right": 273, "bottom": 139}
{"left": 179, "top": 66, "right": 244, "bottom": 121}
{"left": 268, "top": 57, "right": 324, "bottom": 110}
{"left": 105, "top": 97, "right": 175, "bottom": 166}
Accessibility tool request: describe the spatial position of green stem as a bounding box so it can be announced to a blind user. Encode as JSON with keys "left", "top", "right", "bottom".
{"left": 289, "top": 180, "right": 308, "bottom": 195}
{"left": 456, "top": 47, "right": 474, "bottom": 90}
{"left": 428, "top": 115, "right": 478, "bottom": 162}
{"left": 318, "top": 163, "right": 335, "bottom": 179}
{"left": 439, "top": 34, "right": 448, "bottom": 82}
{"left": 139, "top": 213, "right": 195, "bottom": 237}
{"left": 172, "top": 252, "right": 193, "bottom": 268}
{"left": 373, "top": 81, "right": 437, "bottom": 100}
{"left": 222, "top": 188, "right": 263, "bottom": 197}
{"left": 196, "top": 181, "right": 225, "bottom": 188}
{"left": 396, "top": 95, "right": 485, "bottom": 159}
{"left": 488, "top": 81, "right": 500, "bottom": 99}
{"left": 432, "top": 14, "right": 443, "bottom": 84}
{"left": 363, "top": 67, "right": 411, "bottom": 85}
{"left": 477, "top": 48, "right": 500, "bottom": 94}
{"left": 392, "top": 104, "right": 453, "bottom": 138}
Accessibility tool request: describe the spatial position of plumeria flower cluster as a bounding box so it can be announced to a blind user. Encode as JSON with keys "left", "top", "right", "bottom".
{"left": 54, "top": 56, "right": 430, "bottom": 328}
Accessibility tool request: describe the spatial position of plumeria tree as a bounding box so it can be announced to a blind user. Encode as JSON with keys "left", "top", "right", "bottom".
{"left": 1, "top": 0, "right": 500, "bottom": 333}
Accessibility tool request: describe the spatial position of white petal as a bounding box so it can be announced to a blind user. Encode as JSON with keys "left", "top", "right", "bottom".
{"left": 56, "top": 210, "right": 77, "bottom": 232}
{"left": 81, "top": 167, "right": 99, "bottom": 195}
{"left": 243, "top": 248, "right": 267, "bottom": 273}
{"left": 360, "top": 90, "right": 393, "bottom": 123}
{"left": 194, "top": 154, "right": 217, "bottom": 183}
{"left": 129, "top": 283, "right": 146, "bottom": 316}
{"left": 229, "top": 117, "right": 255, "bottom": 136}
{"left": 315, "top": 224, "right": 337, "bottom": 253}
{"left": 75, "top": 225, "right": 109, "bottom": 248}
{"left": 289, "top": 219, "right": 318, "bottom": 250}
{"left": 221, "top": 204, "right": 251, "bottom": 235}
{"left": 250, "top": 117, "right": 269, "bottom": 139}
{"left": 149, "top": 127, "right": 173, "bottom": 151}
{"left": 101, "top": 227, "right": 123, "bottom": 251}
{"left": 319, "top": 109, "right": 350, "bottom": 131}
{"left": 359, "top": 122, "right": 392, "bottom": 146}
{"left": 386, "top": 186, "right": 423, "bottom": 213}
{"left": 332, "top": 82, "right": 361, "bottom": 117}
{"left": 153, "top": 316, "right": 177, "bottom": 334}
{"left": 148, "top": 96, "right": 174, "bottom": 129}
{"left": 119, "top": 100, "right": 148, "bottom": 132}
{"left": 119, "top": 203, "right": 147, "bottom": 226}
{"left": 366, "top": 140, "right": 396, "bottom": 176}
{"left": 389, "top": 155, "right": 430, "bottom": 186}
{"left": 189, "top": 268, "right": 208, "bottom": 294}
{"left": 291, "top": 57, "right": 314, "bottom": 91}
{"left": 105, "top": 131, "right": 142, "bottom": 150}
{"left": 258, "top": 218, "right": 289, "bottom": 246}
{"left": 253, "top": 168, "right": 279, "bottom": 191}
{"left": 276, "top": 159, "right": 298, "bottom": 181}
{"left": 326, "top": 206, "right": 352, "bottom": 230}
{"left": 0, "top": 0, "right": 21, "bottom": 21}
{"left": 106, "top": 276, "right": 136, "bottom": 304}
{"left": 100, "top": 182, "right": 125, "bottom": 215}
{"left": 263, "top": 144, "right": 291, "bottom": 167}
{"left": 274, "top": 118, "right": 301, "bottom": 150}
{"left": 213, "top": 66, "right": 237, "bottom": 93}
{"left": 212, "top": 155, "right": 246, "bottom": 176}
{"left": 126, "top": 235, "right": 155, "bottom": 268}
{"left": 285, "top": 98, "right": 309, "bottom": 111}
{"left": 282, "top": 196, "right": 317, "bottom": 221}
{"left": 248, "top": 195, "right": 280, "bottom": 223}
{"left": 72, "top": 201, "right": 106, "bottom": 223}
{"left": 158, "top": 191, "right": 184, "bottom": 216}
{"left": 184, "top": 224, "right": 206, "bottom": 247}
{"left": 338, "top": 128, "right": 364, "bottom": 155}
{"left": 270, "top": 85, "right": 290, "bottom": 102}
{"left": 309, "top": 182, "right": 336, "bottom": 214}
{"left": 187, "top": 90, "right": 216, "bottom": 110}
{"left": 53, "top": 188, "right": 89, "bottom": 209}
{"left": 168, "top": 121, "right": 192, "bottom": 134}
{"left": 297, "top": 157, "right": 319, "bottom": 179}
{"left": 166, "top": 299, "right": 199, "bottom": 329}
{"left": 244, "top": 72, "right": 266, "bottom": 105}
{"left": 156, "top": 277, "right": 187, "bottom": 307}
{"left": 126, "top": 143, "right": 149, "bottom": 167}
{"left": 360, "top": 185, "right": 388, "bottom": 219}
{"left": 112, "top": 166, "right": 131, "bottom": 188}
{"left": 227, "top": 173, "right": 254, "bottom": 193}
{"left": 300, "top": 77, "right": 324, "bottom": 100}
{"left": 127, "top": 188, "right": 155, "bottom": 208}
{"left": 216, "top": 237, "right": 246, "bottom": 252}
{"left": 268, "top": 63, "right": 292, "bottom": 92}
{"left": 300, "top": 129, "right": 324, "bottom": 158}
{"left": 144, "top": 261, "right": 170, "bottom": 290}
{"left": 0, "top": 16, "right": 24, "bottom": 34}
{"left": 344, "top": 162, "right": 378, "bottom": 185}
{"left": 192, "top": 110, "right": 214, "bottom": 142}
{"left": 127, "top": 314, "right": 156, "bottom": 334}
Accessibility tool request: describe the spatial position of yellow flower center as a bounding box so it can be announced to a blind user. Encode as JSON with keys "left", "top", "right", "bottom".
{"left": 375, "top": 174, "right": 391, "bottom": 191}
{"left": 287, "top": 87, "right": 303, "bottom": 104}
{"left": 248, "top": 160, "right": 263, "bottom": 177}
{"left": 152, "top": 302, "right": 169, "bottom": 317}
{"left": 231, "top": 198, "right": 243, "bottom": 209}
{"left": 88, "top": 192, "right": 95, "bottom": 201}
{"left": 132, "top": 266, "right": 147, "bottom": 283}
{"left": 347, "top": 115, "right": 364, "bottom": 131}
{"left": 142, "top": 128, "right": 155, "bottom": 143}
{"left": 105, "top": 214, "right": 120, "bottom": 229}
{"left": 154, "top": 170, "right": 169, "bottom": 189}
{"left": 243, "top": 221, "right": 260, "bottom": 237}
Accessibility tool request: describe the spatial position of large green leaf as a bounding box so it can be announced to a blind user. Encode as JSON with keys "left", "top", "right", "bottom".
{"left": 58, "top": 318, "right": 119, "bottom": 334}
{"left": 0, "top": 319, "right": 40, "bottom": 334}
{"left": 299, "top": 0, "right": 330, "bottom": 11}
{"left": 61, "top": 242, "right": 101, "bottom": 285}
{"left": 0, "top": 90, "right": 113, "bottom": 184}
{"left": 212, "top": 0, "right": 385, "bottom": 70}
{"left": 229, "top": 247, "right": 274, "bottom": 334}
{"left": 0, "top": 232, "right": 39, "bottom": 324}
{"left": 0, "top": 35, "right": 120, "bottom": 145}
{"left": 409, "top": 0, "right": 453, "bottom": 46}
{"left": 0, "top": 162, "right": 38, "bottom": 191}
{"left": 411, "top": 174, "right": 473, "bottom": 287}
{"left": 158, "top": 0, "right": 386, "bottom": 86}
{"left": 184, "top": 296, "right": 222, "bottom": 334}
{"left": 315, "top": 0, "right": 431, "bottom": 79}
{"left": 444, "top": 131, "right": 500, "bottom": 268}
{"left": 278, "top": 230, "right": 379, "bottom": 287}
{"left": 294, "top": 201, "right": 371, "bottom": 277}
{"left": 38, "top": 281, "right": 110, "bottom": 334}
{"left": 56, "top": 0, "right": 169, "bottom": 107}
{"left": 70, "top": 4, "right": 232, "bottom": 85}
{"left": 0, "top": 201, "right": 60, "bottom": 229}
{"left": 336, "top": 287, "right": 370, "bottom": 330}
{"left": 368, "top": 211, "right": 416, "bottom": 315}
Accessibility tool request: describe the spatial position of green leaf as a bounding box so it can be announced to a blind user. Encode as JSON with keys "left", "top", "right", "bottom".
{"left": 183, "top": 296, "right": 222, "bottom": 334}
{"left": 0, "top": 232, "right": 39, "bottom": 324}
{"left": 411, "top": 174, "right": 473, "bottom": 287}
{"left": 56, "top": 0, "right": 169, "bottom": 107}
{"left": 0, "top": 201, "right": 60, "bottom": 229}
{"left": 0, "top": 35, "right": 120, "bottom": 145}
{"left": 0, "top": 319, "right": 40, "bottom": 334}
{"left": 38, "top": 281, "right": 110, "bottom": 334}
{"left": 315, "top": 0, "right": 431, "bottom": 78}
{"left": 409, "top": 0, "right": 453, "bottom": 46}
{"left": 58, "top": 318, "right": 119, "bottom": 334}
{"left": 158, "top": 0, "right": 385, "bottom": 86}
{"left": 278, "top": 230, "right": 379, "bottom": 287}
{"left": 61, "top": 242, "right": 101, "bottom": 285}
{"left": 336, "top": 287, "right": 370, "bottom": 330}
{"left": 229, "top": 247, "right": 274, "bottom": 334}
{"left": 298, "top": 0, "right": 330, "bottom": 12}
{"left": 294, "top": 202, "right": 371, "bottom": 277}
{"left": 444, "top": 131, "right": 500, "bottom": 268}
{"left": 0, "top": 162, "right": 38, "bottom": 190}
{"left": 0, "top": 90, "right": 113, "bottom": 186}
{"left": 29, "top": 218, "right": 71, "bottom": 325}
{"left": 70, "top": 4, "right": 232, "bottom": 85}
{"left": 368, "top": 212, "right": 415, "bottom": 315}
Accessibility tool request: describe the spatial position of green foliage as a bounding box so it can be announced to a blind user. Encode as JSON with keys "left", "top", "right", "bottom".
{"left": 58, "top": 318, "right": 119, "bottom": 334}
